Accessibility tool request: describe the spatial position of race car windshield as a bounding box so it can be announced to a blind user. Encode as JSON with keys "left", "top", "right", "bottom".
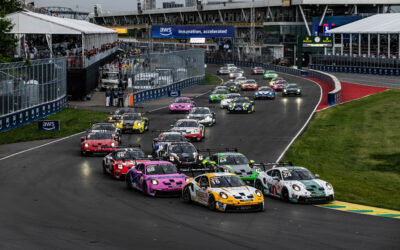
{"left": 259, "top": 87, "right": 272, "bottom": 91}
{"left": 219, "top": 155, "right": 249, "bottom": 165}
{"left": 86, "top": 133, "right": 112, "bottom": 140}
{"left": 220, "top": 67, "right": 228, "bottom": 70}
{"left": 114, "top": 150, "right": 146, "bottom": 160}
{"left": 233, "top": 97, "right": 250, "bottom": 103}
{"left": 176, "top": 121, "right": 198, "bottom": 127}
{"left": 146, "top": 164, "right": 178, "bottom": 175}
{"left": 287, "top": 84, "right": 298, "bottom": 88}
{"left": 246, "top": 81, "right": 256, "bottom": 84}
{"left": 123, "top": 114, "right": 141, "bottom": 120}
{"left": 282, "top": 169, "right": 315, "bottom": 180}
{"left": 174, "top": 99, "right": 190, "bottom": 103}
{"left": 191, "top": 108, "right": 210, "bottom": 115}
{"left": 161, "top": 134, "right": 186, "bottom": 141}
{"left": 210, "top": 176, "right": 245, "bottom": 188}
{"left": 106, "top": 73, "right": 118, "bottom": 80}
{"left": 226, "top": 94, "right": 240, "bottom": 99}
{"left": 115, "top": 109, "right": 134, "bottom": 115}
{"left": 169, "top": 144, "right": 196, "bottom": 153}
{"left": 214, "top": 90, "right": 229, "bottom": 94}
{"left": 92, "top": 124, "right": 114, "bottom": 130}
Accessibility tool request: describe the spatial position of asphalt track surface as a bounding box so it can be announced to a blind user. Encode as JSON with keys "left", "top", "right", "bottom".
{"left": 0, "top": 65, "right": 399, "bottom": 250}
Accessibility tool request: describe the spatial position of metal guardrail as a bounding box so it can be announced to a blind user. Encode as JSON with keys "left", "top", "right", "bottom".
{"left": 205, "top": 57, "right": 342, "bottom": 106}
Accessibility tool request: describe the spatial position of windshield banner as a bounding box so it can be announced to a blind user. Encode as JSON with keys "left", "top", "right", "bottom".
{"left": 152, "top": 25, "right": 234, "bottom": 38}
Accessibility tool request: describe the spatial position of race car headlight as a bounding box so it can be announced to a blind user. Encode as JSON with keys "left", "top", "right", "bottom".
{"left": 198, "top": 155, "right": 204, "bottom": 161}
{"left": 169, "top": 156, "right": 175, "bottom": 162}
{"left": 151, "top": 179, "right": 158, "bottom": 185}
{"left": 186, "top": 115, "right": 190, "bottom": 119}
{"left": 170, "top": 104, "right": 173, "bottom": 108}
{"left": 108, "top": 116, "right": 112, "bottom": 120}
{"left": 205, "top": 115, "right": 212, "bottom": 121}
{"left": 326, "top": 183, "right": 333, "bottom": 190}
{"left": 255, "top": 190, "right": 262, "bottom": 197}
{"left": 224, "top": 169, "right": 230, "bottom": 173}
{"left": 292, "top": 184, "right": 301, "bottom": 191}
{"left": 118, "top": 164, "right": 123, "bottom": 170}
{"left": 283, "top": 89, "right": 287, "bottom": 93}
{"left": 84, "top": 143, "right": 89, "bottom": 148}
{"left": 111, "top": 142, "right": 115, "bottom": 147}
{"left": 297, "top": 89, "right": 300, "bottom": 92}
{"left": 185, "top": 177, "right": 189, "bottom": 183}
{"left": 255, "top": 168, "right": 261, "bottom": 173}
{"left": 219, "top": 192, "right": 228, "bottom": 199}
{"left": 136, "top": 122, "right": 142, "bottom": 126}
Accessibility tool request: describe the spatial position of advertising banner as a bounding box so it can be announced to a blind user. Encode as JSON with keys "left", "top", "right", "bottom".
{"left": 152, "top": 25, "right": 234, "bottom": 38}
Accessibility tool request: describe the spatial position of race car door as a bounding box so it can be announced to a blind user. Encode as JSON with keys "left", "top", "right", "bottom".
{"left": 193, "top": 176, "right": 209, "bottom": 205}
{"left": 271, "top": 170, "right": 283, "bottom": 197}
{"left": 132, "top": 163, "right": 145, "bottom": 189}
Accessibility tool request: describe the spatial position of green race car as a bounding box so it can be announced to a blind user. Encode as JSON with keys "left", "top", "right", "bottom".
{"left": 209, "top": 89, "right": 230, "bottom": 103}
{"left": 263, "top": 70, "right": 279, "bottom": 79}
{"left": 201, "top": 152, "right": 261, "bottom": 185}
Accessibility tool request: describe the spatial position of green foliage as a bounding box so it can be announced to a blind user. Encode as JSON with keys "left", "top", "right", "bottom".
{"left": 0, "top": 0, "right": 22, "bottom": 63}
{"left": 202, "top": 73, "right": 222, "bottom": 85}
{"left": 284, "top": 89, "right": 400, "bottom": 210}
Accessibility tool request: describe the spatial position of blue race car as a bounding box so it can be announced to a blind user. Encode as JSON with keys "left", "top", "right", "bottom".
{"left": 254, "top": 86, "right": 275, "bottom": 100}
{"left": 227, "top": 97, "right": 255, "bottom": 113}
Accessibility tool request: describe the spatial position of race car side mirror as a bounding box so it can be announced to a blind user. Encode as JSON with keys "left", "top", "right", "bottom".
{"left": 249, "top": 160, "right": 255, "bottom": 166}
{"left": 315, "top": 174, "right": 320, "bottom": 179}
{"left": 147, "top": 155, "right": 153, "bottom": 159}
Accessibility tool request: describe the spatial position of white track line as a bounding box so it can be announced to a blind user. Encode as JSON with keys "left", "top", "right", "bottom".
{"left": 275, "top": 77, "right": 322, "bottom": 162}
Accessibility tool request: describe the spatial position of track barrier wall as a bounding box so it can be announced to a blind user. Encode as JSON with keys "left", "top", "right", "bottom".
{"left": 309, "top": 64, "right": 400, "bottom": 76}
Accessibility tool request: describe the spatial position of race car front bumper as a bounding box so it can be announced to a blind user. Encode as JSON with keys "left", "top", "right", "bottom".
{"left": 295, "top": 195, "right": 334, "bottom": 204}
{"left": 255, "top": 94, "right": 275, "bottom": 99}
{"left": 216, "top": 201, "right": 264, "bottom": 212}
{"left": 81, "top": 147, "right": 117, "bottom": 155}
{"left": 184, "top": 133, "right": 202, "bottom": 141}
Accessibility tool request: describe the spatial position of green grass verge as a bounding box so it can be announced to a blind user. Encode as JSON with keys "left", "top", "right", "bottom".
{"left": 284, "top": 89, "right": 400, "bottom": 211}
{"left": 202, "top": 73, "right": 222, "bottom": 85}
{"left": 0, "top": 108, "right": 108, "bottom": 145}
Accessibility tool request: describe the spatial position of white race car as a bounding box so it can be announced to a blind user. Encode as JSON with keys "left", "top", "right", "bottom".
{"left": 170, "top": 119, "right": 205, "bottom": 142}
{"left": 254, "top": 166, "right": 334, "bottom": 203}
{"left": 220, "top": 93, "right": 241, "bottom": 109}
{"left": 182, "top": 172, "right": 264, "bottom": 212}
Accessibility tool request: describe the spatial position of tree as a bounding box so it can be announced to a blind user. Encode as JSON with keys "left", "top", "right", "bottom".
{"left": 0, "top": 0, "right": 22, "bottom": 63}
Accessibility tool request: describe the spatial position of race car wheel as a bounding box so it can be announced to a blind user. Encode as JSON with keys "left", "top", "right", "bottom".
{"left": 145, "top": 123, "right": 149, "bottom": 131}
{"left": 125, "top": 175, "right": 132, "bottom": 190}
{"left": 255, "top": 180, "right": 264, "bottom": 193}
{"left": 208, "top": 195, "right": 216, "bottom": 211}
{"left": 183, "top": 186, "right": 192, "bottom": 203}
{"left": 102, "top": 162, "right": 107, "bottom": 175}
{"left": 282, "top": 188, "right": 289, "bottom": 202}
{"left": 142, "top": 183, "right": 149, "bottom": 196}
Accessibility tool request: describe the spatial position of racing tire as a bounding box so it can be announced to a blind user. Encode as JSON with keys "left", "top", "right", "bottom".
{"left": 183, "top": 186, "right": 192, "bottom": 203}
{"left": 142, "top": 183, "right": 149, "bottom": 196}
{"left": 145, "top": 122, "right": 149, "bottom": 131}
{"left": 102, "top": 162, "right": 107, "bottom": 175}
{"left": 125, "top": 175, "right": 132, "bottom": 190}
{"left": 282, "top": 188, "right": 289, "bottom": 202}
{"left": 208, "top": 195, "right": 216, "bottom": 211}
{"left": 255, "top": 180, "right": 264, "bottom": 193}
{"left": 81, "top": 151, "right": 85, "bottom": 156}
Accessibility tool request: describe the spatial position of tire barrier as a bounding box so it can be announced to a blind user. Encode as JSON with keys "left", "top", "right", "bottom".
{"left": 205, "top": 58, "right": 342, "bottom": 106}
{"left": 131, "top": 75, "right": 205, "bottom": 105}
{"left": 0, "top": 96, "right": 68, "bottom": 133}
{"left": 309, "top": 64, "right": 400, "bottom": 76}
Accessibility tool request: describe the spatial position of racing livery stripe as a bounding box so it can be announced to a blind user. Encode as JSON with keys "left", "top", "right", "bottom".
{"left": 317, "top": 201, "right": 400, "bottom": 219}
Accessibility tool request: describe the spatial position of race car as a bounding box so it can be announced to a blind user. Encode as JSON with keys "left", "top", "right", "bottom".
{"left": 170, "top": 119, "right": 205, "bottom": 141}
{"left": 241, "top": 79, "right": 258, "bottom": 91}
{"left": 208, "top": 89, "right": 230, "bottom": 103}
{"left": 126, "top": 161, "right": 187, "bottom": 196}
{"left": 85, "top": 122, "right": 121, "bottom": 143}
{"left": 272, "top": 80, "right": 288, "bottom": 91}
{"left": 263, "top": 70, "right": 279, "bottom": 79}
{"left": 152, "top": 131, "right": 187, "bottom": 156}
{"left": 254, "top": 86, "right": 275, "bottom": 100}
{"left": 187, "top": 107, "right": 216, "bottom": 127}
{"left": 269, "top": 77, "right": 285, "bottom": 87}
{"left": 81, "top": 131, "right": 118, "bottom": 156}
{"left": 255, "top": 166, "right": 334, "bottom": 203}
{"left": 159, "top": 142, "right": 203, "bottom": 168}
{"left": 169, "top": 97, "right": 195, "bottom": 113}
{"left": 103, "top": 147, "right": 151, "bottom": 179}
{"left": 234, "top": 76, "right": 247, "bottom": 87}
{"left": 115, "top": 112, "right": 149, "bottom": 133}
{"left": 282, "top": 83, "right": 302, "bottom": 96}
{"left": 201, "top": 151, "right": 260, "bottom": 185}
{"left": 107, "top": 107, "right": 135, "bottom": 123}
{"left": 217, "top": 67, "right": 230, "bottom": 75}
{"left": 214, "top": 85, "right": 228, "bottom": 91}
{"left": 252, "top": 66, "right": 264, "bottom": 75}
{"left": 226, "top": 97, "right": 254, "bottom": 113}
{"left": 222, "top": 81, "right": 240, "bottom": 93}
{"left": 229, "top": 68, "right": 244, "bottom": 79}
{"left": 224, "top": 64, "right": 237, "bottom": 70}
{"left": 220, "top": 93, "right": 241, "bottom": 109}
{"left": 182, "top": 172, "right": 264, "bottom": 212}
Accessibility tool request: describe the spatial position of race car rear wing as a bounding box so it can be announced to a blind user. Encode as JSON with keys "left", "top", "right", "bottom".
{"left": 179, "top": 166, "right": 219, "bottom": 177}
{"left": 252, "top": 162, "right": 293, "bottom": 171}
{"left": 197, "top": 148, "right": 238, "bottom": 156}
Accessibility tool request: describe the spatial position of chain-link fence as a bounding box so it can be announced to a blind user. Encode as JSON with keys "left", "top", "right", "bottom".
{"left": 126, "top": 49, "right": 205, "bottom": 90}
{"left": 311, "top": 55, "right": 400, "bottom": 69}
{"left": 0, "top": 58, "right": 67, "bottom": 116}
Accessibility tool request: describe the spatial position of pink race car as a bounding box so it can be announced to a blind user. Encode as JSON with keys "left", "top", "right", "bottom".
{"left": 272, "top": 80, "right": 288, "bottom": 91}
{"left": 125, "top": 161, "right": 187, "bottom": 196}
{"left": 169, "top": 97, "right": 195, "bottom": 113}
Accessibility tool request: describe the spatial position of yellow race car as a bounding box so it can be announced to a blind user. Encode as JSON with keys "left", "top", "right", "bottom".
{"left": 182, "top": 172, "right": 264, "bottom": 212}
{"left": 115, "top": 112, "right": 149, "bottom": 134}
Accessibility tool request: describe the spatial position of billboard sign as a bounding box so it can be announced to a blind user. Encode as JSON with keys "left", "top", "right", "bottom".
{"left": 302, "top": 36, "right": 332, "bottom": 47}
{"left": 152, "top": 25, "right": 234, "bottom": 38}
{"left": 38, "top": 120, "right": 60, "bottom": 131}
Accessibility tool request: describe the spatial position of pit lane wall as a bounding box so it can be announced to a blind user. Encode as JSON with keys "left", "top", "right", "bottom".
{"left": 205, "top": 58, "right": 342, "bottom": 106}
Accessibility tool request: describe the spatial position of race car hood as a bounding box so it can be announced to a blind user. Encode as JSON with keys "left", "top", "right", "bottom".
{"left": 171, "top": 103, "right": 191, "bottom": 108}
{"left": 287, "top": 179, "right": 328, "bottom": 195}
{"left": 188, "top": 114, "right": 211, "bottom": 120}
{"left": 122, "top": 120, "right": 140, "bottom": 125}
{"left": 221, "top": 164, "right": 253, "bottom": 177}
{"left": 229, "top": 102, "right": 251, "bottom": 107}
{"left": 171, "top": 127, "right": 199, "bottom": 134}
{"left": 173, "top": 152, "right": 196, "bottom": 161}
{"left": 84, "top": 139, "right": 115, "bottom": 146}
{"left": 212, "top": 186, "right": 256, "bottom": 199}
{"left": 256, "top": 91, "right": 273, "bottom": 94}
{"left": 145, "top": 174, "right": 186, "bottom": 181}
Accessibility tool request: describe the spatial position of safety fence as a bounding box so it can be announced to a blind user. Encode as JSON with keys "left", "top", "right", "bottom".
{"left": 205, "top": 57, "right": 342, "bottom": 106}
{"left": 309, "top": 64, "right": 400, "bottom": 76}
{"left": 0, "top": 58, "right": 67, "bottom": 132}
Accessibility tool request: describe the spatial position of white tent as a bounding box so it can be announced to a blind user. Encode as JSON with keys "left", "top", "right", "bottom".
{"left": 327, "top": 13, "right": 400, "bottom": 34}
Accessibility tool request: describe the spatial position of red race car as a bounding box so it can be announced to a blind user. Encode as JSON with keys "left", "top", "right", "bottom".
{"left": 103, "top": 147, "right": 152, "bottom": 179}
{"left": 81, "top": 132, "right": 118, "bottom": 156}
{"left": 241, "top": 79, "right": 258, "bottom": 91}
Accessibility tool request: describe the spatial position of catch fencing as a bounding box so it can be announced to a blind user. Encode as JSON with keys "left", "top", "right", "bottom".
{"left": 0, "top": 58, "right": 67, "bottom": 132}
